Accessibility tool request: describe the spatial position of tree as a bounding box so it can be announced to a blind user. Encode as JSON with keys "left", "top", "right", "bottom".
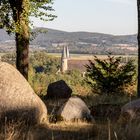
{"left": 137, "top": 0, "right": 140, "bottom": 97}
{"left": 30, "top": 52, "right": 60, "bottom": 74}
{"left": 0, "top": 0, "right": 56, "bottom": 80}
{"left": 85, "top": 55, "right": 136, "bottom": 95}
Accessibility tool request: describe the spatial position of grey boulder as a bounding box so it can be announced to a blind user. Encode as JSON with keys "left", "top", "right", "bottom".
{"left": 57, "top": 96, "right": 94, "bottom": 122}
{"left": 0, "top": 62, "right": 47, "bottom": 124}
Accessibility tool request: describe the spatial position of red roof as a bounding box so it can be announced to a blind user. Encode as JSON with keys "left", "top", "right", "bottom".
{"left": 68, "top": 60, "right": 89, "bottom": 72}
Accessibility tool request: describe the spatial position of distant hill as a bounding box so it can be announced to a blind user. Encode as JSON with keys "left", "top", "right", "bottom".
{"left": 0, "top": 28, "right": 137, "bottom": 54}
{"left": 0, "top": 30, "right": 14, "bottom": 42}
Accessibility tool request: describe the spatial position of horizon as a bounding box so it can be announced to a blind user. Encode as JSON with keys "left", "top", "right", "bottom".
{"left": 33, "top": 26, "right": 137, "bottom": 36}
{"left": 0, "top": 27, "right": 137, "bottom": 36}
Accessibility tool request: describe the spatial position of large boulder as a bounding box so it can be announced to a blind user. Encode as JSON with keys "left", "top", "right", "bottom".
{"left": 121, "top": 99, "right": 140, "bottom": 120}
{"left": 46, "top": 80, "right": 72, "bottom": 99}
{"left": 57, "top": 96, "right": 94, "bottom": 122}
{"left": 0, "top": 62, "right": 47, "bottom": 124}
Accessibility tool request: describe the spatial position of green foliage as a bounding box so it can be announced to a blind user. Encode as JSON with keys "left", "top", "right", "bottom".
{"left": 28, "top": 52, "right": 73, "bottom": 95}
{"left": 0, "top": 0, "right": 56, "bottom": 33}
{"left": 1, "top": 53, "right": 16, "bottom": 65}
{"left": 30, "top": 51, "right": 60, "bottom": 74}
{"left": 28, "top": 52, "right": 91, "bottom": 96}
{"left": 85, "top": 55, "right": 136, "bottom": 95}
{"left": 28, "top": 52, "right": 60, "bottom": 95}
{"left": 30, "top": 0, "right": 56, "bottom": 22}
{"left": 0, "top": 0, "right": 56, "bottom": 79}
{"left": 29, "top": 68, "right": 91, "bottom": 96}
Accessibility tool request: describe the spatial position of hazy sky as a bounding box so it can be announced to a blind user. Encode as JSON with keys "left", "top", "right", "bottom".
{"left": 33, "top": 0, "right": 137, "bottom": 35}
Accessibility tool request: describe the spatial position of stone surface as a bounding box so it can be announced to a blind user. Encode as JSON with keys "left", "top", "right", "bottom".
{"left": 121, "top": 99, "right": 140, "bottom": 120}
{"left": 57, "top": 96, "right": 93, "bottom": 121}
{"left": 0, "top": 62, "right": 47, "bottom": 124}
{"left": 46, "top": 80, "right": 72, "bottom": 99}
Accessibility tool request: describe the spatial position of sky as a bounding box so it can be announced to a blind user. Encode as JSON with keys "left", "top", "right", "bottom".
{"left": 33, "top": 0, "right": 137, "bottom": 35}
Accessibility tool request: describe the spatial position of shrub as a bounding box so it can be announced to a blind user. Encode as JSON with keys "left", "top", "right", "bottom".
{"left": 30, "top": 52, "right": 60, "bottom": 74}
{"left": 1, "top": 53, "right": 16, "bottom": 65}
{"left": 85, "top": 55, "right": 136, "bottom": 95}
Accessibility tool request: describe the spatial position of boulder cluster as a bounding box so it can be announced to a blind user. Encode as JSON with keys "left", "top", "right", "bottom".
{"left": 0, "top": 62, "right": 93, "bottom": 124}
{"left": 1, "top": 62, "right": 139, "bottom": 124}
{"left": 46, "top": 80, "right": 93, "bottom": 122}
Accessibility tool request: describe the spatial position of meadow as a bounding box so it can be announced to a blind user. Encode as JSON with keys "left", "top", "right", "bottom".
{"left": 0, "top": 52, "right": 139, "bottom": 140}
{"left": 47, "top": 52, "right": 137, "bottom": 60}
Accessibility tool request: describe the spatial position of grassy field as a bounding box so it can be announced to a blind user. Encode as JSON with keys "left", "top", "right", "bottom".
{"left": 0, "top": 52, "right": 137, "bottom": 60}
{"left": 47, "top": 53, "right": 137, "bottom": 60}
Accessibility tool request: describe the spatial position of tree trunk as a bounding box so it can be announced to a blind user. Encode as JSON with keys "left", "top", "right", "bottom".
{"left": 137, "top": 0, "right": 140, "bottom": 97}
{"left": 9, "top": 0, "right": 30, "bottom": 80}
{"left": 16, "top": 29, "right": 29, "bottom": 80}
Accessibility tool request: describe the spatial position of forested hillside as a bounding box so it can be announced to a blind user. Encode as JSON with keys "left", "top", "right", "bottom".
{"left": 0, "top": 28, "right": 137, "bottom": 54}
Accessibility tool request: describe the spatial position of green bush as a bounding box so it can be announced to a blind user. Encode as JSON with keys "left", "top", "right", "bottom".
{"left": 1, "top": 53, "right": 16, "bottom": 65}
{"left": 30, "top": 52, "right": 60, "bottom": 74}
{"left": 85, "top": 55, "right": 136, "bottom": 95}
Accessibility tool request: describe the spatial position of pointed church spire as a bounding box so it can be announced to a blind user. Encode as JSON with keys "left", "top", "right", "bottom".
{"left": 62, "top": 46, "right": 67, "bottom": 58}
{"left": 61, "top": 46, "right": 69, "bottom": 73}
{"left": 66, "top": 46, "right": 70, "bottom": 59}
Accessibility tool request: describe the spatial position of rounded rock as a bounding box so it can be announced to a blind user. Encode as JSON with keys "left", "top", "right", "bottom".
{"left": 0, "top": 62, "right": 47, "bottom": 124}
{"left": 57, "top": 96, "right": 94, "bottom": 122}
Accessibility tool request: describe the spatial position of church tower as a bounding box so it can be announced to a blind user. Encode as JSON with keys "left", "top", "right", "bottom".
{"left": 61, "top": 46, "right": 69, "bottom": 73}
{"left": 66, "top": 46, "right": 70, "bottom": 59}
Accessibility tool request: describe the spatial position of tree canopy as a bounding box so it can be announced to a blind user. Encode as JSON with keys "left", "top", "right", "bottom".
{"left": 85, "top": 55, "right": 136, "bottom": 95}
{"left": 0, "top": 0, "right": 56, "bottom": 33}
{"left": 0, "top": 0, "right": 56, "bottom": 80}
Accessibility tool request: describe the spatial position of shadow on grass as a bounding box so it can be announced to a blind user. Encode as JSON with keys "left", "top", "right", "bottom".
{"left": 0, "top": 94, "right": 139, "bottom": 140}
{"left": 0, "top": 121, "right": 97, "bottom": 140}
{"left": 28, "top": 123, "right": 96, "bottom": 140}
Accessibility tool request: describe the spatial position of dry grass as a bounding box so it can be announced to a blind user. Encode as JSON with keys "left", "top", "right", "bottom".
{"left": 1, "top": 119, "right": 140, "bottom": 140}
{"left": 0, "top": 121, "right": 29, "bottom": 140}
{"left": 0, "top": 120, "right": 96, "bottom": 140}
{"left": 47, "top": 53, "right": 137, "bottom": 60}
{"left": 0, "top": 86, "right": 139, "bottom": 140}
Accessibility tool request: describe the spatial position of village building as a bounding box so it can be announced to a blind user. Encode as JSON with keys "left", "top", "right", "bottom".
{"left": 60, "top": 46, "right": 89, "bottom": 75}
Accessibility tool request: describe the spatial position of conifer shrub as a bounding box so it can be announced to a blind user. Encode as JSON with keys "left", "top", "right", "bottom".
{"left": 85, "top": 55, "right": 136, "bottom": 95}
